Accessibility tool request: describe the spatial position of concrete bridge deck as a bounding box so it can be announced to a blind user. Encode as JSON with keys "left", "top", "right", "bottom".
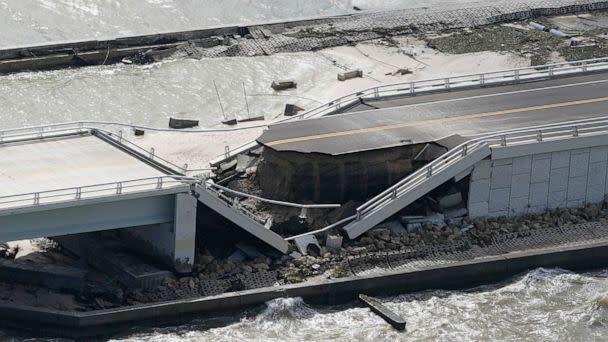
{"left": 258, "top": 72, "right": 608, "bottom": 154}
{"left": 0, "top": 133, "right": 186, "bottom": 210}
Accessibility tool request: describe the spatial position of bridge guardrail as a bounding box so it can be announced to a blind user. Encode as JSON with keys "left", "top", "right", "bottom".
{"left": 353, "top": 115, "right": 608, "bottom": 223}
{"left": 0, "top": 123, "right": 192, "bottom": 174}
{"left": 0, "top": 175, "right": 197, "bottom": 211}
{"left": 211, "top": 57, "right": 608, "bottom": 166}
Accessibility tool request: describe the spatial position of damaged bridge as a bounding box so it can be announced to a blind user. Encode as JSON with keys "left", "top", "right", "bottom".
{"left": 252, "top": 59, "right": 608, "bottom": 240}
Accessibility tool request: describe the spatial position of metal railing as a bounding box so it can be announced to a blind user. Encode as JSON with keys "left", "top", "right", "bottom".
{"left": 0, "top": 175, "right": 197, "bottom": 211}
{"left": 291, "top": 57, "right": 608, "bottom": 121}
{"left": 203, "top": 180, "right": 340, "bottom": 222}
{"left": 211, "top": 57, "right": 608, "bottom": 165}
{"left": 352, "top": 115, "right": 608, "bottom": 223}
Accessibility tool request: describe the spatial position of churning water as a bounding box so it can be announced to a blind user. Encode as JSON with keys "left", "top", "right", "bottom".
{"left": 105, "top": 268, "right": 608, "bottom": 342}
{"left": 0, "top": 0, "right": 506, "bottom": 48}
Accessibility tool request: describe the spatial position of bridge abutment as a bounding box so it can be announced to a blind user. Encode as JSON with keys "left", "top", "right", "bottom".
{"left": 468, "top": 137, "right": 608, "bottom": 218}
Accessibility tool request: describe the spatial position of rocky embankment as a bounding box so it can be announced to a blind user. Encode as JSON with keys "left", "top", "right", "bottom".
{"left": 127, "top": 201, "right": 608, "bottom": 304}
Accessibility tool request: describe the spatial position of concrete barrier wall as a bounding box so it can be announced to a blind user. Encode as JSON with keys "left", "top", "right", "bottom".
{"left": 468, "top": 138, "right": 608, "bottom": 218}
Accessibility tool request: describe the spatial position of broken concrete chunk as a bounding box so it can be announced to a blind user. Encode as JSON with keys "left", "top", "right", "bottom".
{"left": 338, "top": 69, "right": 363, "bottom": 81}
{"left": 293, "top": 235, "right": 321, "bottom": 255}
{"left": 235, "top": 242, "right": 263, "bottom": 259}
{"left": 402, "top": 212, "right": 446, "bottom": 229}
{"left": 289, "top": 251, "right": 302, "bottom": 259}
{"left": 238, "top": 114, "right": 265, "bottom": 122}
{"left": 169, "top": 117, "right": 199, "bottom": 129}
{"left": 236, "top": 154, "right": 256, "bottom": 173}
{"left": 405, "top": 223, "right": 422, "bottom": 232}
{"left": 227, "top": 249, "right": 247, "bottom": 263}
{"left": 221, "top": 117, "right": 238, "bottom": 125}
{"left": 439, "top": 192, "right": 463, "bottom": 210}
{"left": 219, "top": 159, "right": 237, "bottom": 173}
{"left": 444, "top": 207, "right": 468, "bottom": 219}
{"left": 284, "top": 104, "right": 305, "bottom": 116}
{"left": 325, "top": 235, "right": 343, "bottom": 252}
{"left": 377, "top": 220, "right": 407, "bottom": 236}
{"left": 271, "top": 80, "right": 297, "bottom": 91}
{"left": 260, "top": 29, "right": 273, "bottom": 38}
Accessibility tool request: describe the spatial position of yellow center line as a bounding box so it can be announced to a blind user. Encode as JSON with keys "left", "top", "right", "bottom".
{"left": 266, "top": 96, "right": 608, "bottom": 147}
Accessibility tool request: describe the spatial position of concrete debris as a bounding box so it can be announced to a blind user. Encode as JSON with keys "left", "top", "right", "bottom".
{"left": 529, "top": 21, "right": 546, "bottom": 31}
{"left": 377, "top": 220, "right": 408, "bottom": 236}
{"left": 221, "top": 117, "right": 238, "bottom": 125}
{"left": 222, "top": 35, "right": 233, "bottom": 46}
{"left": 238, "top": 114, "right": 265, "bottom": 122}
{"left": 219, "top": 159, "right": 237, "bottom": 172}
{"left": 169, "top": 117, "right": 199, "bottom": 129}
{"left": 571, "top": 37, "right": 598, "bottom": 47}
{"left": 236, "top": 154, "right": 256, "bottom": 173}
{"left": 271, "top": 80, "right": 297, "bottom": 91}
{"left": 289, "top": 251, "right": 302, "bottom": 259}
{"left": 338, "top": 69, "right": 363, "bottom": 81}
{"left": 260, "top": 29, "right": 273, "bottom": 39}
{"left": 235, "top": 242, "right": 263, "bottom": 259}
{"left": 444, "top": 207, "right": 468, "bottom": 220}
{"left": 293, "top": 235, "right": 321, "bottom": 255}
{"left": 325, "top": 235, "right": 343, "bottom": 252}
{"left": 438, "top": 192, "right": 463, "bottom": 210}
{"left": 549, "top": 28, "right": 568, "bottom": 37}
{"left": 227, "top": 249, "right": 247, "bottom": 263}
{"left": 402, "top": 212, "right": 446, "bottom": 229}
{"left": 284, "top": 103, "right": 305, "bottom": 116}
{"left": 405, "top": 222, "right": 422, "bottom": 232}
{"left": 389, "top": 68, "right": 412, "bottom": 76}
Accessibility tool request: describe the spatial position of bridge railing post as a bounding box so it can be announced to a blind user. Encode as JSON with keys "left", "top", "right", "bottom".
{"left": 75, "top": 187, "right": 82, "bottom": 200}
{"left": 536, "top": 130, "right": 543, "bottom": 142}
{"left": 500, "top": 135, "right": 507, "bottom": 147}
{"left": 573, "top": 126, "right": 579, "bottom": 137}
{"left": 514, "top": 69, "right": 520, "bottom": 82}
{"left": 149, "top": 148, "right": 155, "bottom": 159}
{"left": 33, "top": 193, "right": 40, "bottom": 205}
{"left": 410, "top": 82, "right": 415, "bottom": 95}
{"left": 426, "top": 166, "right": 433, "bottom": 178}
{"left": 156, "top": 177, "right": 163, "bottom": 189}
{"left": 356, "top": 209, "right": 361, "bottom": 221}
{"left": 461, "top": 144, "right": 468, "bottom": 157}
{"left": 116, "top": 182, "right": 123, "bottom": 195}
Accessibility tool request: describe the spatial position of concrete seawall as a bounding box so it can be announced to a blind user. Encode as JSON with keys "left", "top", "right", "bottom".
{"left": 3, "top": 239, "right": 608, "bottom": 338}
{"left": 2, "top": 0, "right": 608, "bottom": 74}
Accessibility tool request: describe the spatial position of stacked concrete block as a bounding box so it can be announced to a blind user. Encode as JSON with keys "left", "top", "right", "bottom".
{"left": 529, "top": 153, "right": 551, "bottom": 213}
{"left": 488, "top": 159, "right": 512, "bottom": 217}
{"left": 587, "top": 146, "right": 608, "bottom": 203}
{"left": 469, "top": 143, "right": 608, "bottom": 219}
{"left": 467, "top": 160, "right": 491, "bottom": 217}
{"left": 566, "top": 149, "right": 589, "bottom": 208}
{"left": 548, "top": 150, "right": 571, "bottom": 209}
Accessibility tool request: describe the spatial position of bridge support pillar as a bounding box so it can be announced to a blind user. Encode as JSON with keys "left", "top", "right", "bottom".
{"left": 121, "top": 193, "right": 197, "bottom": 274}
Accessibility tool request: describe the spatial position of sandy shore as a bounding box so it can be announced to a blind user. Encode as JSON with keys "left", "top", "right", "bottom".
{"left": 130, "top": 37, "right": 529, "bottom": 171}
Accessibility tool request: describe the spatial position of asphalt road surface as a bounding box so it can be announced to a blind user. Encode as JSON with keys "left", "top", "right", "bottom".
{"left": 258, "top": 73, "right": 608, "bottom": 154}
